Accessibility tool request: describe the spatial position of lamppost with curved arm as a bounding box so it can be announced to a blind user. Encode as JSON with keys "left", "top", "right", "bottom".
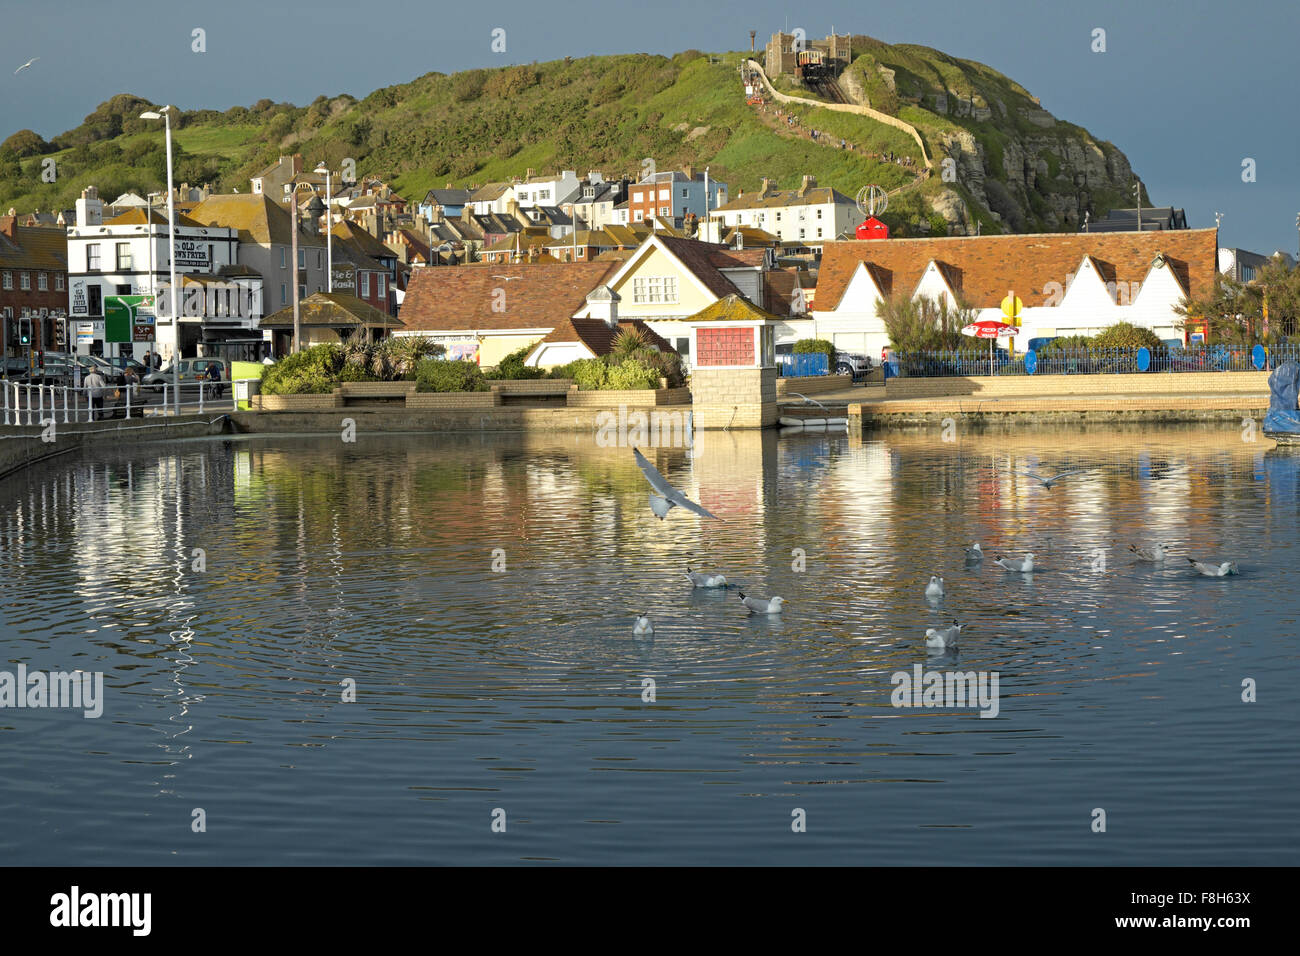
{"left": 140, "top": 106, "right": 180, "bottom": 413}
{"left": 289, "top": 180, "right": 317, "bottom": 354}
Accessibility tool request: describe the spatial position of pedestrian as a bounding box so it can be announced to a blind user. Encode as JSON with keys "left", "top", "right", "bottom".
{"left": 83, "top": 366, "right": 107, "bottom": 421}
{"left": 122, "top": 364, "right": 140, "bottom": 413}
{"left": 141, "top": 349, "right": 151, "bottom": 369}
{"left": 153, "top": 352, "right": 162, "bottom": 371}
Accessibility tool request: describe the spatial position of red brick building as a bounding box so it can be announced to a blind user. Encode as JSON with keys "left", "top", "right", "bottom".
{"left": 0, "top": 214, "right": 70, "bottom": 357}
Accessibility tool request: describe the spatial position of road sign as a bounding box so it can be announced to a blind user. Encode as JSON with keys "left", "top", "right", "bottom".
{"left": 105, "top": 295, "right": 155, "bottom": 344}
{"left": 1000, "top": 292, "right": 1023, "bottom": 321}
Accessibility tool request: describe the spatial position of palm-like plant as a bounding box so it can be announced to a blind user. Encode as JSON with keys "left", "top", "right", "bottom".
{"left": 611, "top": 326, "right": 649, "bottom": 361}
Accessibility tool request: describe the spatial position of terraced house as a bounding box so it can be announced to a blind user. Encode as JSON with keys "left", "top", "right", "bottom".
{"left": 0, "top": 212, "right": 69, "bottom": 357}
{"left": 711, "top": 176, "right": 863, "bottom": 248}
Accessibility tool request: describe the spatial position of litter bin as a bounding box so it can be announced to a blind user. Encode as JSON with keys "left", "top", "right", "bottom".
{"left": 233, "top": 378, "right": 261, "bottom": 410}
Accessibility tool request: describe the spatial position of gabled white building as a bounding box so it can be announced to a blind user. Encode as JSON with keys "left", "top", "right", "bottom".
{"left": 711, "top": 176, "right": 862, "bottom": 248}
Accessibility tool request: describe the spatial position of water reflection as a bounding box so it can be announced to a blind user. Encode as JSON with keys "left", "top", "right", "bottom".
{"left": 0, "top": 423, "right": 1296, "bottom": 864}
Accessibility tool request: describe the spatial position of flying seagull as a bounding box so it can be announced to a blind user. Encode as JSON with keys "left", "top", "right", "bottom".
{"left": 994, "top": 552, "right": 1035, "bottom": 573}
{"left": 14, "top": 57, "right": 38, "bottom": 75}
{"left": 633, "top": 447, "right": 724, "bottom": 521}
{"left": 1129, "top": 542, "right": 1174, "bottom": 563}
{"left": 633, "top": 614, "right": 654, "bottom": 636}
{"left": 685, "top": 566, "right": 727, "bottom": 588}
{"left": 788, "top": 392, "right": 827, "bottom": 409}
{"left": 1012, "top": 467, "right": 1089, "bottom": 490}
{"left": 925, "top": 622, "right": 963, "bottom": 649}
{"left": 925, "top": 575, "right": 945, "bottom": 601}
{"left": 490, "top": 275, "right": 522, "bottom": 281}
{"left": 739, "top": 592, "right": 785, "bottom": 614}
{"left": 1187, "top": 558, "right": 1239, "bottom": 577}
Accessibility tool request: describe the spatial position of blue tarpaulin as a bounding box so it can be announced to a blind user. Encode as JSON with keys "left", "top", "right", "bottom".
{"left": 1263, "top": 361, "right": 1300, "bottom": 436}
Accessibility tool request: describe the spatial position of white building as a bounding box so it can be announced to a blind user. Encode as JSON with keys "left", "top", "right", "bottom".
{"left": 711, "top": 177, "right": 862, "bottom": 248}
{"left": 65, "top": 187, "right": 260, "bottom": 360}
{"left": 513, "top": 170, "right": 581, "bottom": 209}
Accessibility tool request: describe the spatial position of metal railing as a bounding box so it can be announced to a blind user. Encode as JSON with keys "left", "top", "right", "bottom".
{"left": 776, "top": 353, "right": 830, "bottom": 377}
{"left": 887, "top": 344, "right": 1299, "bottom": 378}
{"left": 2, "top": 380, "right": 232, "bottom": 426}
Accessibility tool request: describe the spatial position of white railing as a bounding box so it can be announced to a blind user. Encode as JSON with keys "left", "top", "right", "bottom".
{"left": 1, "top": 380, "right": 232, "bottom": 426}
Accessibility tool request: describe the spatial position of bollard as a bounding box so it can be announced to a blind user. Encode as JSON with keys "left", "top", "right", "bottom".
{"left": 63, "top": 385, "right": 70, "bottom": 424}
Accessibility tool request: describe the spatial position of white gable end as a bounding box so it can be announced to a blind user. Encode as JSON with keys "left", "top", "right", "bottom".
{"left": 1060, "top": 257, "right": 1117, "bottom": 311}
{"left": 912, "top": 261, "right": 958, "bottom": 309}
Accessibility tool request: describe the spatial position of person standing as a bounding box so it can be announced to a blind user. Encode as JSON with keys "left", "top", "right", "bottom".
{"left": 122, "top": 365, "right": 140, "bottom": 415}
{"left": 152, "top": 352, "right": 162, "bottom": 371}
{"left": 83, "top": 366, "right": 107, "bottom": 421}
{"left": 141, "top": 349, "right": 152, "bottom": 370}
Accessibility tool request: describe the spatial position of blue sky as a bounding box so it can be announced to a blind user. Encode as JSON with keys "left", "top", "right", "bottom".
{"left": 1, "top": 0, "right": 1296, "bottom": 253}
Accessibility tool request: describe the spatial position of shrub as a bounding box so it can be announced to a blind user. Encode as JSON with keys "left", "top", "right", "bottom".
{"left": 605, "top": 359, "right": 661, "bottom": 390}
{"left": 335, "top": 362, "right": 380, "bottom": 383}
{"left": 1036, "top": 334, "right": 1093, "bottom": 354}
{"left": 570, "top": 359, "right": 609, "bottom": 390}
{"left": 485, "top": 344, "right": 545, "bottom": 380}
{"left": 261, "top": 344, "right": 342, "bottom": 394}
{"left": 1091, "top": 322, "right": 1163, "bottom": 351}
{"left": 415, "top": 359, "right": 488, "bottom": 392}
{"left": 793, "top": 338, "right": 834, "bottom": 357}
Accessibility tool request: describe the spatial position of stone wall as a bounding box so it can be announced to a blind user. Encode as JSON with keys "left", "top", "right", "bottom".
{"left": 775, "top": 374, "right": 853, "bottom": 397}
{"left": 406, "top": 392, "right": 499, "bottom": 409}
{"left": 0, "top": 415, "right": 229, "bottom": 481}
{"left": 884, "top": 371, "right": 1269, "bottom": 399}
{"left": 568, "top": 386, "right": 690, "bottom": 407}
{"left": 691, "top": 366, "right": 777, "bottom": 428}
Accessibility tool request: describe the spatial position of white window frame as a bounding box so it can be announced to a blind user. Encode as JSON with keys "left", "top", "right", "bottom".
{"left": 87, "top": 243, "right": 101, "bottom": 270}
{"left": 360, "top": 272, "right": 371, "bottom": 297}
{"left": 377, "top": 274, "right": 386, "bottom": 297}
{"left": 632, "top": 276, "right": 678, "bottom": 305}
{"left": 38, "top": 272, "right": 48, "bottom": 291}
{"left": 19, "top": 272, "right": 30, "bottom": 291}
{"left": 116, "top": 242, "right": 132, "bottom": 271}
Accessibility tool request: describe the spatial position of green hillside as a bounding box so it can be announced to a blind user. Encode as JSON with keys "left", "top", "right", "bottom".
{"left": 0, "top": 40, "right": 1146, "bottom": 238}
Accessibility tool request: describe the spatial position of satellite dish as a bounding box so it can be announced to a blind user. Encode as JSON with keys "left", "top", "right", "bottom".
{"left": 1217, "top": 248, "right": 1235, "bottom": 274}
{"left": 856, "top": 185, "right": 887, "bottom": 218}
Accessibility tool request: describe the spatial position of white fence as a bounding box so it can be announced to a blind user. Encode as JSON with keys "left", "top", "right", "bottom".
{"left": 2, "top": 380, "right": 232, "bottom": 426}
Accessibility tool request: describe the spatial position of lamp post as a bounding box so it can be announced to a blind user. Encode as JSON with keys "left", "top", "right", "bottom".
{"left": 289, "top": 180, "right": 316, "bottom": 353}
{"left": 316, "top": 162, "right": 332, "bottom": 292}
{"left": 141, "top": 106, "right": 179, "bottom": 414}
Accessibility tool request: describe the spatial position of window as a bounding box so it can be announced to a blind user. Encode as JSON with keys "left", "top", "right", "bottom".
{"left": 360, "top": 273, "right": 371, "bottom": 297}
{"left": 817, "top": 228, "right": 823, "bottom": 238}
{"left": 298, "top": 249, "right": 305, "bottom": 268}
{"left": 317, "top": 251, "right": 322, "bottom": 269}
{"left": 280, "top": 284, "right": 287, "bottom": 305}
{"left": 658, "top": 188, "right": 669, "bottom": 200}
{"left": 632, "top": 276, "right": 678, "bottom": 304}
{"left": 87, "top": 244, "right": 101, "bottom": 270}
{"left": 675, "top": 336, "right": 690, "bottom": 357}
{"left": 540, "top": 189, "right": 550, "bottom": 200}
{"left": 633, "top": 210, "right": 644, "bottom": 222}
{"left": 775, "top": 212, "right": 782, "bottom": 222}
{"left": 817, "top": 209, "right": 823, "bottom": 219}
{"left": 38, "top": 272, "right": 48, "bottom": 291}
{"left": 19, "top": 272, "right": 30, "bottom": 290}
{"left": 660, "top": 206, "right": 670, "bottom": 216}
{"left": 280, "top": 248, "right": 286, "bottom": 269}
{"left": 299, "top": 283, "right": 306, "bottom": 298}
{"left": 799, "top": 228, "right": 806, "bottom": 239}
{"left": 56, "top": 274, "right": 65, "bottom": 291}
{"left": 3, "top": 271, "right": 13, "bottom": 290}
{"left": 584, "top": 187, "right": 594, "bottom": 199}
{"left": 377, "top": 274, "right": 386, "bottom": 297}
{"left": 681, "top": 188, "right": 689, "bottom": 198}
{"left": 116, "top": 242, "right": 132, "bottom": 270}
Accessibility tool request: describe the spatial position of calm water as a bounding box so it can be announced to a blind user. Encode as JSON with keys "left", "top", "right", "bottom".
{"left": 0, "top": 425, "right": 1296, "bottom": 865}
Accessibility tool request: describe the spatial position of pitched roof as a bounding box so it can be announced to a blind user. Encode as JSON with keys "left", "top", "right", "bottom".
{"left": 470, "top": 182, "right": 512, "bottom": 202}
{"left": 686, "top": 293, "right": 781, "bottom": 322}
{"left": 105, "top": 208, "right": 204, "bottom": 228}
{"left": 260, "top": 291, "right": 402, "bottom": 329}
{"left": 399, "top": 260, "right": 619, "bottom": 333}
{"left": 0, "top": 222, "right": 68, "bottom": 272}
{"left": 536, "top": 317, "right": 673, "bottom": 354}
{"left": 714, "top": 186, "right": 854, "bottom": 212}
{"left": 331, "top": 220, "right": 394, "bottom": 260}
{"left": 422, "top": 188, "right": 472, "bottom": 206}
{"left": 189, "top": 193, "right": 324, "bottom": 247}
{"left": 814, "top": 229, "right": 1219, "bottom": 311}
{"left": 653, "top": 235, "right": 745, "bottom": 299}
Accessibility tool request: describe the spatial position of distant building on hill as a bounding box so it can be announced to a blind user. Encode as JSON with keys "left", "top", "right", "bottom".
{"left": 1087, "top": 206, "right": 1188, "bottom": 233}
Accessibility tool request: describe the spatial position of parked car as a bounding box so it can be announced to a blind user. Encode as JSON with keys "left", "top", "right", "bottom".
{"left": 103, "top": 356, "right": 151, "bottom": 376}
{"left": 143, "top": 358, "right": 230, "bottom": 397}
{"left": 776, "top": 343, "right": 872, "bottom": 380}
{"left": 13, "top": 361, "right": 77, "bottom": 387}
{"left": 41, "top": 352, "right": 127, "bottom": 385}
{"left": 3, "top": 357, "right": 32, "bottom": 379}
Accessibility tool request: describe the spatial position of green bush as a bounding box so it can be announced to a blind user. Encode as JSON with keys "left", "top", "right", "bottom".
{"left": 485, "top": 344, "right": 546, "bottom": 380}
{"left": 335, "top": 362, "right": 380, "bottom": 383}
{"left": 1091, "top": 322, "right": 1163, "bottom": 351}
{"left": 793, "top": 338, "right": 834, "bottom": 356}
{"left": 414, "top": 359, "right": 488, "bottom": 392}
{"left": 261, "top": 344, "right": 343, "bottom": 394}
{"left": 1036, "top": 334, "right": 1093, "bottom": 354}
{"left": 570, "top": 359, "right": 609, "bottom": 390}
{"left": 605, "top": 360, "right": 661, "bottom": 390}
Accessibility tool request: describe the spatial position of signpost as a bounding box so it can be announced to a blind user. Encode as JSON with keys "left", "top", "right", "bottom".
{"left": 1000, "top": 290, "right": 1023, "bottom": 357}
{"left": 104, "top": 295, "right": 156, "bottom": 350}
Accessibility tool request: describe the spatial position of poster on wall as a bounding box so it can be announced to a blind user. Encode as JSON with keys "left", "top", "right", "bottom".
{"left": 70, "top": 279, "right": 88, "bottom": 315}
{"left": 173, "top": 239, "right": 211, "bottom": 270}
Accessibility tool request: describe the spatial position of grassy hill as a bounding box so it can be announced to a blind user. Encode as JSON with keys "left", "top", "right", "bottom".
{"left": 0, "top": 40, "right": 1147, "bottom": 238}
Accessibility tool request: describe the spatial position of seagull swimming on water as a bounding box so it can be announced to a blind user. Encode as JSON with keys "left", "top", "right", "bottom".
{"left": 925, "top": 622, "right": 963, "bottom": 649}
{"left": 994, "top": 552, "right": 1035, "bottom": 573}
{"left": 685, "top": 566, "right": 727, "bottom": 588}
{"left": 1130, "top": 542, "right": 1174, "bottom": 563}
{"left": 739, "top": 592, "right": 785, "bottom": 614}
{"left": 1187, "top": 558, "right": 1239, "bottom": 577}
{"left": 964, "top": 542, "right": 983, "bottom": 563}
{"left": 634, "top": 447, "right": 724, "bottom": 521}
{"left": 633, "top": 614, "right": 654, "bottom": 636}
{"left": 14, "top": 57, "right": 38, "bottom": 75}
{"left": 925, "top": 575, "right": 945, "bottom": 600}
{"left": 1012, "top": 467, "right": 1089, "bottom": 490}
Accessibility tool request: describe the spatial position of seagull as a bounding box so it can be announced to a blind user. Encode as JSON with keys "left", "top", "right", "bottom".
{"left": 1012, "top": 467, "right": 1089, "bottom": 490}
{"left": 1187, "top": 558, "right": 1239, "bottom": 577}
{"left": 633, "top": 614, "right": 654, "bottom": 636}
{"left": 925, "top": 622, "right": 963, "bottom": 649}
{"left": 964, "top": 542, "right": 983, "bottom": 563}
{"left": 994, "top": 552, "right": 1035, "bottom": 573}
{"left": 925, "top": 575, "right": 945, "bottom": 600}
{"left": 490, "top": 275, "right": 523, "bottom": 281}
{"left": 14, "top": 57, "right": 38, "bottom": 75}
{"left": 685, "top": 566, "right": 727, "bottom": 588}
{"left": 634, "top": 447, "right": 724, "bottom": 521}
{"left": 1129, "top": 542, "right": 1174, "bottom": 563}
{"left": 739, "top": 591, "right": 785, "bottom": 614}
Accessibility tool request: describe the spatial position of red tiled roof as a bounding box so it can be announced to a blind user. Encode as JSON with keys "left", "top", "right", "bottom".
{"left": 814, "top": 229, "right": 1218, "bottom": 310}
{"left": 654, "top": 235, "right": 744, "bottom": 299}
{"left": 537, "top": 317, "right": 673, "bottom": 355}
{"left": 398, "top": 260, "right": 618, "bottom": 332}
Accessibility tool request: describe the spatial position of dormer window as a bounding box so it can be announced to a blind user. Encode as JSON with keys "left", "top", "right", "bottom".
{"left": 584, "top": 187, "right": 595, "bottom": 198}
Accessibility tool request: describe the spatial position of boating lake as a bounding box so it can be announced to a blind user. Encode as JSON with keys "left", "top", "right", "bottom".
{"left": 0, "top": 425, "right": 1296, "bottom": 865}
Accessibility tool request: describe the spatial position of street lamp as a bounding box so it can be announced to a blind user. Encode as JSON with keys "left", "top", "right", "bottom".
{"left": 289, "top": 180, "right": 317, "bottom": 353}
{"left": 140, "top": 106, "right": 180, "bottom": 414}
{"left": 316, "top": 162, "right": 332, "bottom": 292}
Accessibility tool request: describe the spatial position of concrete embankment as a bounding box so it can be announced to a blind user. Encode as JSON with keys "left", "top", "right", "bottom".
{"left": 228, "top": 404, "right": 683, "bottom": 434}
{"left": 0, "top": 415, "right": 231, "bottom": 481}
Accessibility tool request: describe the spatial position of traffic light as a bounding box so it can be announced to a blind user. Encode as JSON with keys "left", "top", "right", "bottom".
{"left": 18, "top": 317, "right": 31, "bottom": 346}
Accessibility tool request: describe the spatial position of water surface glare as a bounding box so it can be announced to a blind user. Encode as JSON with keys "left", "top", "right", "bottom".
{"left": 0, "top": 425, "right": 1296, "bottom": 864}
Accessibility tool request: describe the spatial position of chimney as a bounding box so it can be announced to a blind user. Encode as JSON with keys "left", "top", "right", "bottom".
{"left": 797, "top": 175, "right": 817, "bottom": 197}
{"left": 76, "top": 187, "right": 103, "bottom": 227}
{"left": 525, "top": 168, "right": 534, "bottom": 179}
{"left": 760, "top": 177, "right": 774, "bottom": 197}
{"left": 291, "top": 154, "right": 303, "bottom": 175}
{"left": 586, "top": 284, "right": 620, "bottom": 328}
{"left": 683, "top": 164, "right": 694, "bottom": 180}
{"left": 0, "top": 215, "right": 15, "bottom": 239}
